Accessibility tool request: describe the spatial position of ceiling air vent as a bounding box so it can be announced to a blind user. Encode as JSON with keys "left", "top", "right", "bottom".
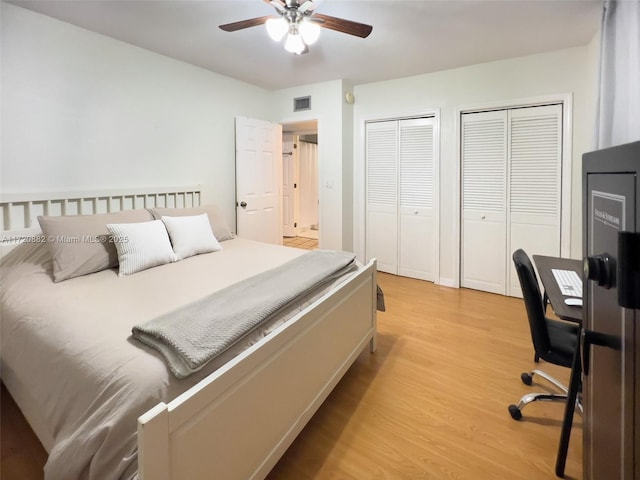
{"left": 294, "top": 96, "right": 311, "bottom": 112}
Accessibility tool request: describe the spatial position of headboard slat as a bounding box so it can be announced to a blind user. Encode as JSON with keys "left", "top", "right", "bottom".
{"left": 5, "top": 202, "right": 12, "bottom": 231}
{"left": 26, "top": 201, "right": 33, "bottom": 229}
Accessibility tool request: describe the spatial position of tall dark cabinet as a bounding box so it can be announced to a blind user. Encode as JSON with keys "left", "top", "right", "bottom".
{"left": 582, "top": 141, "right": 640, "bottom": 480}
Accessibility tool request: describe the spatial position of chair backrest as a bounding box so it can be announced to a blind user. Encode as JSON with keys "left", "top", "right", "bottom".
{"left": 512, "top": 249, "right": 551, "bottom": 355}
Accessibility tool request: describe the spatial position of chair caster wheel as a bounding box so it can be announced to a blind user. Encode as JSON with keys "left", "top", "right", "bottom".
{"left": 508, "top": 404, "right": 522, "bottom": 420}
{"left": 521, "top": 373, "right": 533, "bottom": 386}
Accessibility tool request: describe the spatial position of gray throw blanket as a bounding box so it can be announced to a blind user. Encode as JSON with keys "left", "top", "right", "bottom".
{"left": 132, "top": 250, "right": 357, "bottom": 378}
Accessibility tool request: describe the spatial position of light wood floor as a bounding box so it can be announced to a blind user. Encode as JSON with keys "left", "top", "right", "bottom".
{"left": 1, "top": 273, "right": 582, "bottom": 479}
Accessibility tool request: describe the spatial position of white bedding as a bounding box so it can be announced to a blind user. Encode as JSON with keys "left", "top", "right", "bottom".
{"left": 0, "top": 238, "right": 354, "bottom": 479}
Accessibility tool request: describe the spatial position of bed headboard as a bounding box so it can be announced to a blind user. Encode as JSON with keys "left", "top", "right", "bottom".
{"left": 0, "top": 185, "right": 201, "bottom": 252}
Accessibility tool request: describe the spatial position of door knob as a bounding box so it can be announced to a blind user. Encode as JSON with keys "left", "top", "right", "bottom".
{"left": 583, "top": 253, "right": 615, "bottom": 289}
{"left": 239, "top": 201, "right": 247, "bottom": 208}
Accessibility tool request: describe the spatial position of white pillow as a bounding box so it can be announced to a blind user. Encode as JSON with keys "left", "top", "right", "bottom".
{"left": 161, "top": 213, "right": 222, "bottom": 260}
{"left": 106, "top": 220, "right": 177, "bottom": 276}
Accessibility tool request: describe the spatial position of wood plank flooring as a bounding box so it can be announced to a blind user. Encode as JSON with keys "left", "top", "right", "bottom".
{"left": 1, "top": 273, "right": 582, "bottom": 479}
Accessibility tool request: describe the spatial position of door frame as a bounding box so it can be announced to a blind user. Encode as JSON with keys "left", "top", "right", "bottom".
{"left": 355, "top": 108, "right": 441, "bottom": 282}
{"left": 280, "top": 120, "right": 319, "bottom": 242}
{"left": 453, "top": 93, "right": 574, "bottom": 289}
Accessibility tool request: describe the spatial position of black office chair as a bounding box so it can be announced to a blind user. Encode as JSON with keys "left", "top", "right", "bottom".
{"left": 508, "top": 249, "right": 581, "bottom": 421}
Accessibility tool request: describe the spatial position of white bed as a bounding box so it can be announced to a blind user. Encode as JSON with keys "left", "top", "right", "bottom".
{"left": 0, "top": 187, "right": 377, "bottom": 480}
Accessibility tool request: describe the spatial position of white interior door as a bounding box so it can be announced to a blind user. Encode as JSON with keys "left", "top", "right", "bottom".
{"left": 461, "top": 110, "right": 508, "bottom": 295}
{"left": 282, "top": 135, "right": 295, "bottom": 237}
{"left": 299, "top": 140, "right": 319, "bottom": 231}
{"left": 398, "top": 118, "right": 435, "bottom": 281}
{"left": 235, "top": 116, "right": 282, "bottom": 244}
{"left": 366, "top": 120, "right": 398, "bottom": 274}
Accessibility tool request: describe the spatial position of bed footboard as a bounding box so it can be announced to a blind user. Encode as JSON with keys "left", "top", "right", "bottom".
{"left": 138, "top": 259, "right": 377, "bottom": 480}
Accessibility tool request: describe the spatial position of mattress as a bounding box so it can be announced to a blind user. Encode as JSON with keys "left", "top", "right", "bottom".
{"left": 0, "top": 237, "right": 357, "bottom": 480}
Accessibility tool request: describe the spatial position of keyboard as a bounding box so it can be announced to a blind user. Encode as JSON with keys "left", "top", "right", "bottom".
{"left": 552, "top": 269, "right": 583, "bottom": 297}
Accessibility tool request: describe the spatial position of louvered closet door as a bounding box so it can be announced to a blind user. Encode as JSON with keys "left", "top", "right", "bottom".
{"left": 461, "top": 110, "right": 508, "bottom": 294}
{"left": 366, "top": 121, "right": 398, "bottom": 274}
{"left": 507, "top": 105, "right": 562, "bottom": 296}
{"left": 398, "top": 118, "right": 435, "bottom": 281}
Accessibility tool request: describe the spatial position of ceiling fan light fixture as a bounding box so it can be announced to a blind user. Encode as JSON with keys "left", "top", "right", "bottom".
{"left": 284, "top": 31, "right": 305, "bottom": 54}
{"left": 266, "top": 17, "right": 288, "bottom": 41}
{"left": 219, "top": 0, "right": 373, "bottom": 55}
{"left": 299, "top": 19, "right": 320, "bottom": 45}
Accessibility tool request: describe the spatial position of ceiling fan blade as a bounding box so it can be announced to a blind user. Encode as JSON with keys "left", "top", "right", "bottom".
{"left": 219, "top": 16, "right": 272, "bottom": 32}
{"left": 265, "top": 0, "right": 286, "bottom": 13}
{"left": 313, "top": 13, "right": 373, "bottom": 38}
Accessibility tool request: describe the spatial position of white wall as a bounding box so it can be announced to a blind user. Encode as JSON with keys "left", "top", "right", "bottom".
{"left": 268, "top": 79, "right": 350, "bottom": 250}
{"left": 341, "top": 82, "right": 355, "bottom": 252}
{"left": 353, "top": 45, "right": 598, "bottom": 286}
{"left": 1, "top": 2, "right": 270, "bottom": 229}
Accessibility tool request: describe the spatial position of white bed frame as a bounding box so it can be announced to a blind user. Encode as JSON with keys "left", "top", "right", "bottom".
{"left": 0, "top": 187, "right": 378, "bottom": 480}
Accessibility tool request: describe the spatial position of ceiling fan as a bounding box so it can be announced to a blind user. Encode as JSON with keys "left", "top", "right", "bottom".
{"left": 219, "top": 0, "right": 373, "bottom": 55}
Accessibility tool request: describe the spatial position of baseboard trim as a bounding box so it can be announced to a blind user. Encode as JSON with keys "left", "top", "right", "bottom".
{"left": 437, "top": 277, "right": 458, "bottom": 288}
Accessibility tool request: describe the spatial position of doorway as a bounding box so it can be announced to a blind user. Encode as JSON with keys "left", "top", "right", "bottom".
{"left": 281, "top": 120, "right": 319, "bottom": 249}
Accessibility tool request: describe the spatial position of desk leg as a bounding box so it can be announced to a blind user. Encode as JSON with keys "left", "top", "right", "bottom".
{"left": 555, "top": 341, "right": 582, "bottom": 477}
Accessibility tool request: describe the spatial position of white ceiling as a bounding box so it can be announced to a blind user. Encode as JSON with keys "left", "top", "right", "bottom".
{"left": 9, "top": 0, "right": 603, "bottom": 91}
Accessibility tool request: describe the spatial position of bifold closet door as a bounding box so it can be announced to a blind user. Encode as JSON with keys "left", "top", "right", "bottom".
{"left": 366, "top": 120, "right": 398, "bottom": 274}
{"left": 507, "top": 105, "right": 562, "bottom": 296}
{"left": 461, "top": 104, "right": 562, "bottom": 296}
{"left": 461, "top": 110, "right": 508, "bottom": 294}
{"left": 366, "top": 118, "right": 435, "bottom": 280}
{"left": 398, "top": 118, "right": 435, "bottom": 281}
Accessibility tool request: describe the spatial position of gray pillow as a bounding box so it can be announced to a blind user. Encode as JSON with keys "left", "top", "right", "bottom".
{"left": 38, "top": 209, "right": 154, "bottom": 282}
{"left": 148, "top": 205, "right": 234, "bottom": 242}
